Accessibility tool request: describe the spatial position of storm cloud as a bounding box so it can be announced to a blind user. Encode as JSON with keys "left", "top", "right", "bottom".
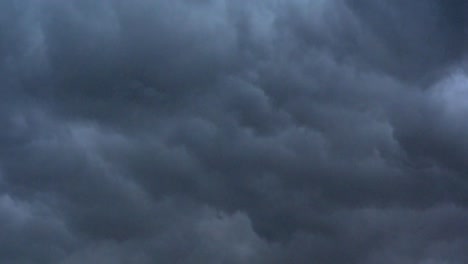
{"left": 1, "top": 0, "right": 468, "bottom": 263}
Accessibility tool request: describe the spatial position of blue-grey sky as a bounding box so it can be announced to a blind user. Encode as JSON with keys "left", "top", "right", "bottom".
{"left": 0, "top": 0, "right": 467, "bottom": 263}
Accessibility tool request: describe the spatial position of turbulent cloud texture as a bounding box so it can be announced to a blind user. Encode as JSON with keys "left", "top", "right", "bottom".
{"left": 1, "top": 0, "right": 468, "bottom": 263}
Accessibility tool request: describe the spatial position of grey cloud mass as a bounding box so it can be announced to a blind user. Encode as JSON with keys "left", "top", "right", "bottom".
{"left": 1, "top": 0, "right": 468, "bottom": 263}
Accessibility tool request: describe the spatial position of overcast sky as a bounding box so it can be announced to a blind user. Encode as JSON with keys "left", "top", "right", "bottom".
{"left": 1, "top": 0, "right": 468, "bottom": 263}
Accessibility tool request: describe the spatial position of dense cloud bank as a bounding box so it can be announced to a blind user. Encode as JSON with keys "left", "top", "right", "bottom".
{"left": 1, "top": 0, "right": 467, "bottom": 263}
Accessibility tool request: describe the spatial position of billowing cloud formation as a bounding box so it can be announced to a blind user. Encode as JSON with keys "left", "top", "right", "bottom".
{"left": 1, "top": 0, "right": 468, "bottom": 263}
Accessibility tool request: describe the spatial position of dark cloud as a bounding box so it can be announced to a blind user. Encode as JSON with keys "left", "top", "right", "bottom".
{"left": 344, "top": 0, "right": 467, "bottom": 82}
{"left": 1, "top": 0, "right": 468, "bottom": 263}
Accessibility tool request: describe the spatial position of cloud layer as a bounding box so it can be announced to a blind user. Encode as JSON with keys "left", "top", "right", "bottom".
{"left": 1, "top": 0, "right": 467, "bottom": 263}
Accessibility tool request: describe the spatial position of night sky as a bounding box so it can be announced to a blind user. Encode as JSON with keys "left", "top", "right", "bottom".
{"left": 1, "top": 0, "right": 468, "bottom": 263}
